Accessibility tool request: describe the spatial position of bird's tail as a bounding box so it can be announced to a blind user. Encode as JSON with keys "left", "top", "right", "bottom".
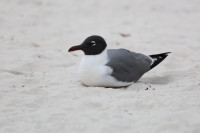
{"left": 149, "top": 52, "right": 171, "bottom": 70}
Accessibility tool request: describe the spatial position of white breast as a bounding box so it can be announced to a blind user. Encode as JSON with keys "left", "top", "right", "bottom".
{"left": 78, "top": 49, "right": 132, "bottom": 87}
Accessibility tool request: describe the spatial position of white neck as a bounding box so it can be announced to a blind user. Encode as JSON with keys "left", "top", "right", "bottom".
{"left": 82, "top": 48, "right": 108, "bottom": 65}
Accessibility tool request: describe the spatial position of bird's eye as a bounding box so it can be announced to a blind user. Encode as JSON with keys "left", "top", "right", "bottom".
{"left": 90, "top": 41, "right": 96, "bottom": 46}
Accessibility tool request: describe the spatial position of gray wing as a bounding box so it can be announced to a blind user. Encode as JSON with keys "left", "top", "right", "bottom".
{"left": 106, "top": 49, "right": 152, "bottom": 82}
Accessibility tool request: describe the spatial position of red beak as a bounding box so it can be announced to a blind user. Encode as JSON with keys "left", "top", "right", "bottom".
{"left": 68, "top": 45, "right": 82, "bottom": 52}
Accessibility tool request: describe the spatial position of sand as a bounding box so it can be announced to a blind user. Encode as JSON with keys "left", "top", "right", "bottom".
{"left": 0, "top": 0, "right": 200, "bottom": 133}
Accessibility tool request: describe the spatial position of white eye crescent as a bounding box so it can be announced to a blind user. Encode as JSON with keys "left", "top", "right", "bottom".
{"left": 91, "top": 41, "right": 96, "bottom": 46}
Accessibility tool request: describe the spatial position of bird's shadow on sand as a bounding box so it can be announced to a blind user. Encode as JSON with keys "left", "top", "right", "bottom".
{"left": 141, "top": 75, "right": 173, "bottom": 85}
{"left": 124, "top": 75, "right": 174, "bottom": 90}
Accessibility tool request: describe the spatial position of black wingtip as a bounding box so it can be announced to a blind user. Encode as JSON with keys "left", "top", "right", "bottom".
{"left": 164, "top": 52, "right": 171, "bottom": 55}
{"left": 149, "top": 52, "right": 171, "bottom": 70}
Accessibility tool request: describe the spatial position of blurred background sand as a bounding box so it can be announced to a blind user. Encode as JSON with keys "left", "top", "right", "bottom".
{"left": 0, "top": 0, "right": 200, "bottom": 133}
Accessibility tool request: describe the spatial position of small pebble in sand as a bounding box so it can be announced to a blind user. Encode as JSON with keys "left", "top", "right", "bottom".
{"left": 120, "top": 33, "right": 131, "bottom": 37}
{"left": 116, "top": 42, "right": 120, "bottom": 45}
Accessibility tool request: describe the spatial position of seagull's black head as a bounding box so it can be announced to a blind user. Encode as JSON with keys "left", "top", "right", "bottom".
{"left": 68, "top": 35, "right": 107, "bottom": 55}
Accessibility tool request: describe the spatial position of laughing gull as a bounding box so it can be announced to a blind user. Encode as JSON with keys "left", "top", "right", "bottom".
{"left": 68, "top": 35, "right": 170, "bottom": 87}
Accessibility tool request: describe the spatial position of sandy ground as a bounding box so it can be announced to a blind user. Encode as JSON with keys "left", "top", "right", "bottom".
{"left": 0, "top": 0, "right": 200, "bottom": 133}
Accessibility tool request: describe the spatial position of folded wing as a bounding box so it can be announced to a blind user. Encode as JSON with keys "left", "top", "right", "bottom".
{"left": 106, "top": 49, "right": 152, "bottom": 82}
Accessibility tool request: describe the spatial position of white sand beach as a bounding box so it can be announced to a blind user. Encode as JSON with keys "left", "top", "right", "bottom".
{"left": 0, "top": 0, "right": 200, "bottom": 132}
